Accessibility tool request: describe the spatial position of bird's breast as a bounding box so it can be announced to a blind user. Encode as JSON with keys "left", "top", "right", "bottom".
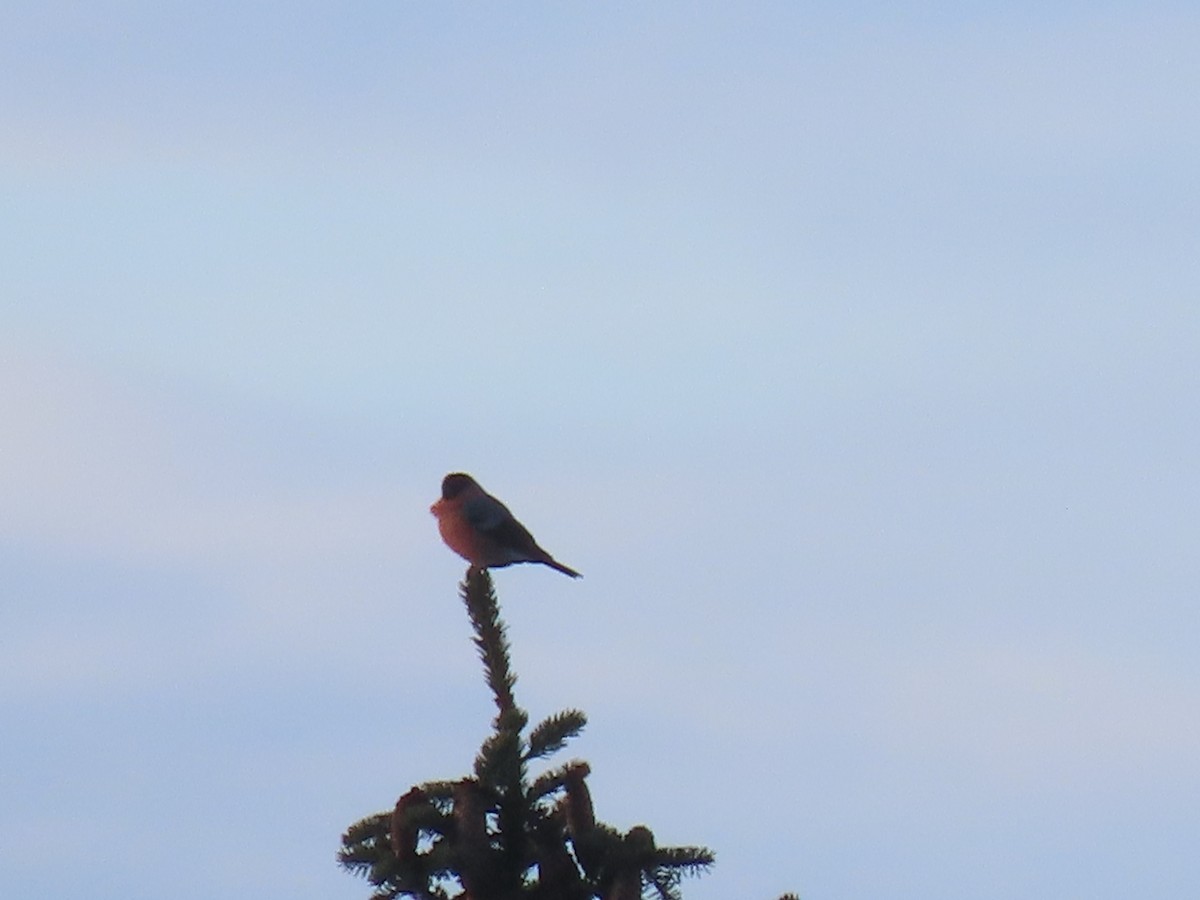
{"left": 434, "top": 504, "right": 483, "bottom": 562}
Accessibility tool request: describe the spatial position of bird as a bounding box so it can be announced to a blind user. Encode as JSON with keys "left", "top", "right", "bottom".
{"left": 430, "top": 472, "right": 582, "bottom": 578}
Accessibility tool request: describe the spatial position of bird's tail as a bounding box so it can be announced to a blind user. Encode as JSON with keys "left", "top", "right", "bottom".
{"left": 543, "top": 557, "right": 582, "bottom": 579}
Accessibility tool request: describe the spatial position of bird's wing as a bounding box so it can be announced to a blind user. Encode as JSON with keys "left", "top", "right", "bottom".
{"left": 463, "top": 493, "right": 538, "bottom": 551}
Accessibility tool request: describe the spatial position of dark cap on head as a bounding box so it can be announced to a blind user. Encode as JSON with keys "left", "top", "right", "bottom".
{"left": 441, "top": 472, "right": 477, "bottom": 500}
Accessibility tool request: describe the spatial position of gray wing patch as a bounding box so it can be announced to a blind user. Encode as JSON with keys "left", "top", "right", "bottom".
{"left": 464, "top": 493, "right": 540, "bottom": 556}
{"left": 463, "top": 493, "right": 510, "bottom": 532}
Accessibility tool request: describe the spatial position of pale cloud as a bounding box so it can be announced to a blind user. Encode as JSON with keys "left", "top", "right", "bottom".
{"left": 872, "top": 636, "right": 1200, "bottom": 787}
{"left": 0, "top": 347, "right": 409, "bottom": 566}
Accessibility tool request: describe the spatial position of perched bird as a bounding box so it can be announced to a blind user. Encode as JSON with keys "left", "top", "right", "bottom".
{"left": 430, "top": 473, "right": 582, "bottom": 578}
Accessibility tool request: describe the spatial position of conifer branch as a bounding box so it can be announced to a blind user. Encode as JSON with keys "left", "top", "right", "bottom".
{"left": 527, "top": 759, "right": 590, "bottom": 803}
{"left": 473, "top": 728, "right": 524, "bottom": 789}
{"left": 526, "top": 709, "right": 587, "bottom": 760}
{"left": 461, "top": 567, "right": 517, "bottom": 718}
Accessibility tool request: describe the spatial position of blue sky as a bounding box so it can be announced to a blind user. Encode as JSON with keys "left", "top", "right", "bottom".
{"left": 3, "top": 3, "right": 1199, "bottom": 899}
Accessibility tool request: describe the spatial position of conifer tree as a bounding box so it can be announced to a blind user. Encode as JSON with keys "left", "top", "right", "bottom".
{"left": 339, "top": 567, "right": 793, "bottom": 899}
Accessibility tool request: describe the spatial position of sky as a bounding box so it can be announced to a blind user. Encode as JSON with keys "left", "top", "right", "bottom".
{"left": 2, "top": 2, "right": 1199, "bottom": 898}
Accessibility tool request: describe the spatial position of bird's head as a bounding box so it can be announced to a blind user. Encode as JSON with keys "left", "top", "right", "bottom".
{"left": 441, "top": 472, "right": 479, "bottom": 500}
